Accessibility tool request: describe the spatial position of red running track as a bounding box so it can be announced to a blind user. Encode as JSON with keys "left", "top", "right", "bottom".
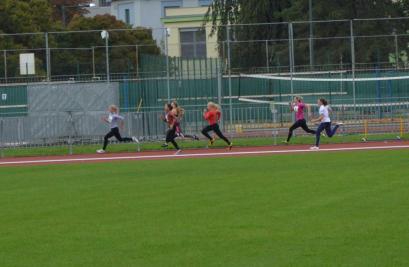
{"left": 1, "top": 141, "right": 409, "bottom": 167}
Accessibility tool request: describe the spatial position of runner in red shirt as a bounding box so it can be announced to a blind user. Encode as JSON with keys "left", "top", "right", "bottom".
{"left": 161, "top": 103, "right": 181, "bottom": 154}
{"left": 201, "top": 102, "right": 232, "bottom": 150}
{"left": 171, "top": 101, "right": 199, "bottom": 141}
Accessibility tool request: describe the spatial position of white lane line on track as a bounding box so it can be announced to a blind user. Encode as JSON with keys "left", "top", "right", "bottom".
{"left": 1, "top": 145, "right": 409, "bottom": 166}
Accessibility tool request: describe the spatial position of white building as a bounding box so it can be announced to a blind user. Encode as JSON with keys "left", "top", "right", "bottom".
{"left": 86, "top": 0, "right": 113, "bottom": 17}
{"left": 86, "top": 0, "right": 213, "bottom": 45}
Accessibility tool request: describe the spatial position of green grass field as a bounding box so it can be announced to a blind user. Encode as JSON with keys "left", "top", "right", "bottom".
{"left": 1, "top": 149, "right": 409, "bottom": 266}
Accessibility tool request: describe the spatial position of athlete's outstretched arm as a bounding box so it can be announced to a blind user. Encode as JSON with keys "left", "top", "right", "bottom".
{"left": 101, "top": 116, "right": 109, "bottom": 123}
{"left": 311, "top": 115, "right": 323, "bottom": 123}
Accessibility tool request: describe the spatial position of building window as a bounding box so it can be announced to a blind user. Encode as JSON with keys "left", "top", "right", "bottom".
{"left": 99, "top": 0, "right": 111, "bottom": 7}
{"left": 161, "top": 0, "right": 182, "bottom": 17}
{"left": 199, "top": 0, "right": 212, "bottom": 6}
{"left": 180, "top": 28, "right": 207, "bottom": 58}
{"left": 125, "top": 9, "right": 130, "bottom": 24}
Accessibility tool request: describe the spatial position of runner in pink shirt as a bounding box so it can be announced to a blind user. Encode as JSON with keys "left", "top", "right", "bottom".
{"left": 284, "top": 96, "right": 316, "bottom": 144}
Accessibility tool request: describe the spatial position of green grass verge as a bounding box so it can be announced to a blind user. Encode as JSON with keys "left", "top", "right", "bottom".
{"left": 1, "top": 150, "right": 409, "bottom": 266}
{"left": 1, "top": 133, "right": 406, "bottom": 158}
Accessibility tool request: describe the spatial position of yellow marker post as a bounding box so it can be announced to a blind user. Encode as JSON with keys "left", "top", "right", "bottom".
{"left": 136, "top": 98, "right": 143, "bottom": 112}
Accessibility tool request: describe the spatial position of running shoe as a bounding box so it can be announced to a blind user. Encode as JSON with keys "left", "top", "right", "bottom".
{"left": 228, "top": 143, "right": 233, "bottom": 150}
{"left": 175, "top": 149, "right": 182, "bottom": 155}
{"left": 132, "top": 136, "right": 140, "bottom": 143}
{"left": 193, "top": 135, "right": 200, "bottom": 141}
{"left": 309, "top": 146, "right": 320, "bottom": 150}
{"left": 282, "top": 140, "right": 289, "bottom": 144}
{"left": 209, "top": 138, "right": 216, "bottom": 146}
{"left": 161, "top": 143, "right": 168, "bottom": 148}
{"left": 335, "top": 122, "right": 344, "bottom": 126}
{"left": 96, "top": 149, "right": 106, "bottom": 154}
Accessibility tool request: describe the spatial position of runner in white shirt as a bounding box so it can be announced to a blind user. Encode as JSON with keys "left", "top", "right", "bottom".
{"left": 97, "top": 105, "right": 138, "bottom": 153}
{"left": 310, "top": 98, "right": 343, "bottom": 150}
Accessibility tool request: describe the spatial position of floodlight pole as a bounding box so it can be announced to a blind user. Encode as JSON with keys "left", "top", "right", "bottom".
{"left": 164, "top": 28, "right": 171, "bottom": 102}
{"left": 103, "top": 31, "right": 110, "bottom": 83}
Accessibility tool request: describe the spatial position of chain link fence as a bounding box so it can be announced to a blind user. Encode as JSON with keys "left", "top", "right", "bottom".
{"left": 1, "top": 18, "right": 409, "bottom": 156}
{"left": 0, "top": 97, "right": 408, "bottom": 156}
{"left": 2, "top": 18, "right": 409, "bottom": 83}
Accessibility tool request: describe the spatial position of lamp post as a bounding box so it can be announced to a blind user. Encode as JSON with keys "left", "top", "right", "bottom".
{"left": 101, "top": 30, "right": 110, "bottom": 82}
{"left": 164, "top": 28, "right": 171, "bottom": 102}
{"left": 61, "top": 3, "right": 96, "bottom": 26}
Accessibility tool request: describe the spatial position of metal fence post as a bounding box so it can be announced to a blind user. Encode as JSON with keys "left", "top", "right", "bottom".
{"left": 135, "top": 45, "right": 139, "bottom": 78}
{"left": 271, "top": 103, "right": 278, "bottom": 146}
{"left": 309, "top": 0, "right": 314, "bottom": 70}
{"left": 288, "top": 22, "right": 295, "bottom": 98}
{"left": 265, "top": 40, "right": 270, "bottom": 73}
{"left": 164, "top": 28, "right": 171, "bottom": 102}
{"left": 217, "top": 59, "right": 223, "bottom": 129}
{"left": 45, "top": 32, "right": 51, "bottom": 81}
{"left": 393, "top": 29, "right": 399, "bottom": 70}
{"left": 133, "top": 112, "right": 141, "bottom": 152}
{"left": 350, "top": 20, "right": 356, "bottom": 112}
{"left": 92, "top": 46, "right": 96, "bottom": 78}
{"left": 288, "top": 22, "right": 296, "bottom": 130}
{"left": 226, "top": 25, "right": 233, "bottom": 135}
{"left": 0, "top": 119, "right": 4, "bottom": 158}
{"left": 67, "top": 111, "right": 74, "bottom": 155}
{"left": 3, "top": 50, "right": 7, "bottom": 83}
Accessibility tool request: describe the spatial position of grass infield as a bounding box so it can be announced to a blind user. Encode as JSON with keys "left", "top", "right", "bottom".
{"left": 1, "top": 149, "right": 409, "bottom": 266}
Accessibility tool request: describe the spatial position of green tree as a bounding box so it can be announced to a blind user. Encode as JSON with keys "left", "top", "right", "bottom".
{"left": 288, "top": 0, "right": 408, "bottom": 68}
{"left": 0, "top": 0, "right": 54, "bottom": 34}
{"left": 51, "top": 0, "right": 92, "bottom": 24}
{"left": 0, "top": 1, "right": 160, "bottom": 80}
{"left": 50, "top": 15, "right": 160, "bottom": 78}
{"left": 205, "top": 0, "right": 409, "bottom": 71}
{"left": 205, "top": 0, "right": 294, "bottom": 72}
{"left": 0, "top": 0, "right": 54, "bottom": 78}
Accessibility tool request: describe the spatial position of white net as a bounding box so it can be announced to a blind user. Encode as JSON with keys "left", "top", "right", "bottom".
{"left": 238, "top": 71, "right": 409, "bottom": 105}
{"left": 236, "top": 72, "right": 409, "bottom": 140}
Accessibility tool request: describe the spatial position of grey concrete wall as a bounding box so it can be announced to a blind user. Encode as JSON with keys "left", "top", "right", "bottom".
{"left": 1, "top": 82, "right": 120, "bottom": 142}
{"left": 28, "top": 82, "right": 119, "bottom": 113}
